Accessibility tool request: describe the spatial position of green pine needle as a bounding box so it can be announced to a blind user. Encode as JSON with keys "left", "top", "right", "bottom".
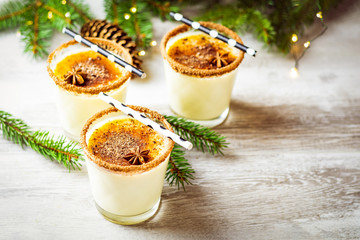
{"left": 0, "top": 110, "right": 31, "bottom": 148}
{"left": 0, "top": 0, "right": 29, "bottom": 30}
{"left": 104, "top": 0, "right": 153, "bottom": 48}
{"left": 104, "top": 0, "right": 176, "bottom": 49}
{"left": 0, "top": 0, "right": 93, "bottom": 58}
{"left": 0, "top": 0, "right": 343, "bottom": 58}
{"left": 198, "top": 5, "right": 275, "bottom": 48}
{"left": 0, "top": 110, "right": 83, "bottom": 171}
{"left": 166, "top": 144, "right": 195, "bottom": 190}
{"left": 164, "top": 115, "right": 229, "bottom": 155}
{"left": 197, "top": 0, "right": 341, "bottom": 53}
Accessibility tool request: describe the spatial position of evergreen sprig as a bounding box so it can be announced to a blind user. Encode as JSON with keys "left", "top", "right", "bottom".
{"left": 0, "top": 110, "right": 83, "bottom": 170}
{"left": 198, "top": 5, "right": 275, "bottom": 47}
{"left": 166, "top": 144, "right": 195, "bottom": 190}
{"left": 197, "top": 0, "right": 342, "bottom": 53}
{"left": 0, "top": 0, "right": 92, "bottom": 58}
{"left": 104, "top": 0, "right": 152, "bottom": 48}
{"left": 104, "top": 0, "right": 178, "bottom": 49}
{"left": 0, "top": 0, "right": 28, "bottom": 30}
{"left": 0, "top": 0, "right": 343, "bottom": 58}
{"left": 164, "top": 115, "right": 228, "bottom": 155}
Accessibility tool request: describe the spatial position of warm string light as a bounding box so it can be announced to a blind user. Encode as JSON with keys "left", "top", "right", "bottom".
{"left": 47, "top": 11, "right": 53, "bottom": 19}
{"left": 316, "top": 11, "right": 323, "bottom": 19}
{"left": 126, "top": 5, "right": 157, "bottom": 57}
{"left": 137, "top": 40, "right": 158, "bottom": 57}
{"left": 130, "top": 7, "right": 137, "bottom": 13}
{"left": 124, "top": 13, "right": 131, "bottom": 20}
{"left": 290, "top": 9, "right": 327, "bottom": 78}
{"left": 150, "top": 40, "right": 157, "bottom": 46}
{"left": 290, "top": 67, "right": 299, "bottom": 78}
{"left": 48, "top": 10, "right": 70, "bottom": 20}
{"left": 125, "top": 6, "right": 137, "bottom": 20}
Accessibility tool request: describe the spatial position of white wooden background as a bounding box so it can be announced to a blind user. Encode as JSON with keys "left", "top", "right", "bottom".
{"left": 1, "top": 1, "right": 360, "bottom": 239}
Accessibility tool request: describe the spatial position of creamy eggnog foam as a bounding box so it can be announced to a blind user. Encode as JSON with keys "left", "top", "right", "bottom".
{"left": 80, "top": 107, "right": 174, "bottom": 224}
{"left": 161, "top": 22, "right": 244, "bottom": 124}
{"left": 47, "top": 38, "right": 132, "bottom": 140}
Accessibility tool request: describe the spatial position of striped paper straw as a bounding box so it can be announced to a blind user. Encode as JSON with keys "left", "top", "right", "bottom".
{"left": 169, "top": 12, "right": 257, "bottom": 57}
{"left": 62, "top": 27, "right": 146, "bottom": 78}
{"left": 98, "top": 92, "right": 193, "bottom": 150}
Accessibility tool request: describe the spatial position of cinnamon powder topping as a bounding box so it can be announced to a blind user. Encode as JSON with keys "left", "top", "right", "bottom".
{"left": 55, "top": 51, "right": 121, "bottom": 88}
{"left": 80, "top": 106, "right": 174, "bottom": 174}
{"left": 88, "top": 118, "right": 164, "bottom": 166}
{"left": 47, "top": 38, "right": 132, "bottom": 95}
{"left": 167, "top": 34, "right": 236, "bottom": 70}
{"left": 160, "top": 22, "right": 245, "bottom": 78}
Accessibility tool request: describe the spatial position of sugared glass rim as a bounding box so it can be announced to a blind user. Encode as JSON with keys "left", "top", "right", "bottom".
{"left": 80, "top": 106, "right": 175, "bottom": 174}
{"left": 47, "top": 37, "right": 132, "bottom": 95}
{"left": 160, "top": 21, "right": 245, "bottom": 78}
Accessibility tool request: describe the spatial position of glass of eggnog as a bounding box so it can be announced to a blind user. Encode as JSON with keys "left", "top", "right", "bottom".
{"left": 161, "top": 22, "right": 244, "bottom": 127}
{"left": 47, "top": 38, "right": 132, "bottom": 140}
{"left": 80, "top": 106, "right": 174, "bottom": 225}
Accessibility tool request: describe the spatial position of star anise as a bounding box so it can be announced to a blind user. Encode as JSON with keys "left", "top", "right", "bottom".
{"left": 211, "top": 52, "right": 230, "bottom": 68}
{"left": 63, "top": 69, "right": 88, "bottom": 85}
{"left": 123, "top": 147, "right": 150, "bottom": 165}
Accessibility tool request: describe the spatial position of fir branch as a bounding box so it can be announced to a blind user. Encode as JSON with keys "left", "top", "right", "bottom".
{"left": 145, "top": 0, "right": 169, "bottom": 18}
{"left": 132, "top": 0, "right": 143, "bottom": 48}
{"left": 198, "top": 5, "right": 275, "bottom": 47}
{"left": 145, "top": 0, "right": 179, "bottom": 20}
{"left": 0, "top": 0, "right": 32, "bottom": 30}
{"left": 0, "top": 110, "right": 31, "bottom": 148}
{"left": 104, "top": 0, "right": 153, "bottom": 48}
{"left": 18, "top": 2, "right": 52, "bottom": 58}
{"left": 164, "top": 115, "right": 228, "bottom": 155}
{"left": 112, "top": 1, "right": 119, "bottom": 24}
{"left": 31, "top": 130, "right": 83, "bottom": 170}
{"left": 32, "top": 2, "right": 40, "bottom": 55}
{"left": 0, "top": 0, "right": 92, "bottom": 58}
{"left": 0, "top": 110, "right": 83, "bottom": 170}
{"left": 166, "top": 144, "right": 195, "bottom": 190}
{"left": 43, "top": 5, "right": 71, "bottom": 25}
{"left": 66, "top": 0, "right": 92, "bottom": 24}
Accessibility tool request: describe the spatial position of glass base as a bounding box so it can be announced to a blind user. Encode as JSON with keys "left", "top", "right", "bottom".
{"left": 95, "top": 198, "right": 161, "bottom": 225}
{"left": 171, "top": 107, "right": 229, "bottom": 128}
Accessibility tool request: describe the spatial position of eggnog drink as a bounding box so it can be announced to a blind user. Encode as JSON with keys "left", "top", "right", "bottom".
{"left": 161, "top": 22, "right": 244, "bottom": 127}
{"left": 80, "top": 107, "right": 174, "bottom": 225}
{"left": 47, "top": 38, "right": 132, "bottom": 140}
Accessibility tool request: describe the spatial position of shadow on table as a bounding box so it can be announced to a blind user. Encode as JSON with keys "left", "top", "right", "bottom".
{"left": 222, "top": 100, "right": 305, "bottom": 131}
{"left": 130, "top": 184, "right": 232, "bottom": 237}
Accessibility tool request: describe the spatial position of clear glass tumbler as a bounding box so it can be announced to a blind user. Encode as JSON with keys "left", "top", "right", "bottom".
{"left": 161, "top": 22, "right": 245, "bottom": 127}
{"left": 80, "top": 106, "right": 174, "bottom": 225}
{"left": 47, "top": 38, "right": 132, "bottom": 140}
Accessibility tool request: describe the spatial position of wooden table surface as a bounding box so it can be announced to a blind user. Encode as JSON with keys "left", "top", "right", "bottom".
{"left": 1, "top": 1, "right": 360, "bottom": 239}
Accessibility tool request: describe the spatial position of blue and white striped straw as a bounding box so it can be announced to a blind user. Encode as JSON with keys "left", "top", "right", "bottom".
{"left": 169, "top": 12, "right": 257, "bottom": 57}
{"left": 98, "top": 92, "right": 193, "bottom": 150}
{"left": 62, "top": 27, "right": 146, "bottom": 78}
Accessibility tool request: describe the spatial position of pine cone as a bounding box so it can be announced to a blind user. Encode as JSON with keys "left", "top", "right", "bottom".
{"left": 80, "top": 19, "right": 142, "bottom": 70}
